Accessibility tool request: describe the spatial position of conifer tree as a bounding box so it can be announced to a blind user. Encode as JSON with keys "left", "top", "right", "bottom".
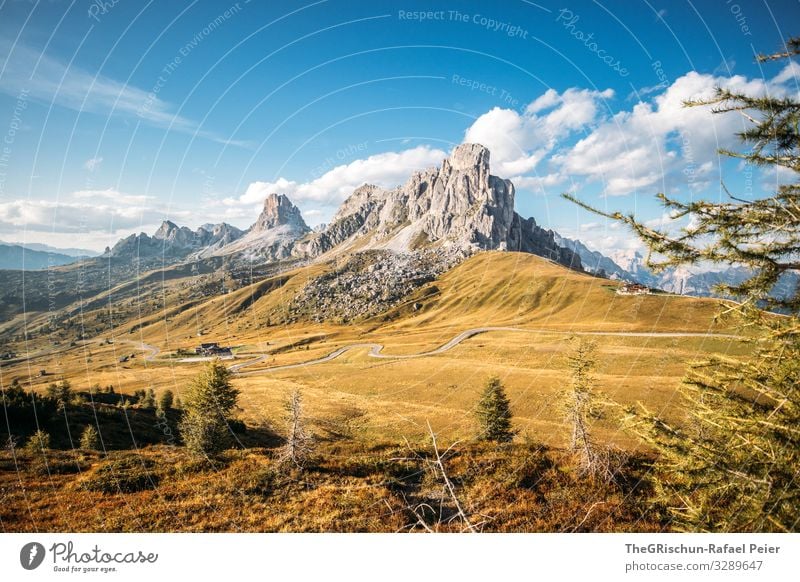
{"left": 279, "top": 390, "right": 314, "bottom": 469}
{"left": 564, "top": 340, "right": 600, "bottom": 475}
{"left": 141, "top": 388, "right": 156, "bottom": 409}
{"left": 79, "top": 425, "right": 100, "bottom": 451}
{"left": 158, "top": 389, "right": 174, "bottom": 412}
{"left": 24, "top": 430, "right": 50, "bottom": 455}
{"left": 179, "top": 361, "right": 240, "bottom": 456}
{"left": 46, "top": 380, "right": 72, "bottom": 408}
{"left": 475, "top": 376, "right": 515, "bottom": 442}
{"left": 564, "top": 38, "right": 800, "bottom": 531}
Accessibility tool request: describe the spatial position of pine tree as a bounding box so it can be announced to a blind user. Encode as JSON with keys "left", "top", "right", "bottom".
{"left": 179, "top": 361, "right": 240, "bottom": 456}
{"left": 24, "top": 430, "right": 50, "bottom": 455}
{"left": 141, "top": 388, "right": 156, "bottom": 409}
{"left": 79, "top": 425, "right": 100, "bottom": 450}
{"left": 564, "top": 38, "right": 800, "bottom": 531}
{"left": 46, "top": 380, "right": 72, "bottom": 407}
{"left": 279, "top": 390, "right": 314, "bottom": 469}
{"left": 475, "top": 376, "right": 515, "bottom": 442}
{"left": 564, "top": 340, "right": 601, "bottom": 475}
{"left": 158, "top": 389, "right": 174, "bottom": 411}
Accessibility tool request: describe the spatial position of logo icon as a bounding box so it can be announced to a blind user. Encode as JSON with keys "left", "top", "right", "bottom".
{"left": 20, "top": 542, "right": 46, "bottom": 570}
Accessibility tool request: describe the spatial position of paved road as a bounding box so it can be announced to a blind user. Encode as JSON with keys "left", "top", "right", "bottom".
{"left": 227, "top": 354, "right": 267, "bottom": 372}
{"left": 232, "top": 326, "right": 743, "bottom": 376}
{"left": 121, "top": 340, "right": 160, "bottom": 362}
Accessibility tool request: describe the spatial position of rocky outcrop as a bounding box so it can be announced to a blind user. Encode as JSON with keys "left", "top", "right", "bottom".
{"left": 105, "top": 144, "right": 581, "bottom": 271}
{"left": 207, "top": 193, "right": 310, "bottom": 262}
{"left": 509, "top": 216, "right": 582, "bottom": 268}
{"left": 296, "top": 185, "right": 384, "bottom": 257}
{"left": 297, "top": 143, "right": 582, "bottom": 270}
{"left": 109, "top": 220, "right": 244, "bottom": 260}
{"left": 251, "top": 193, "right": 308, "bottom": 233}
{"left": 287, "top": 247, "right": 472, "bottom": 323}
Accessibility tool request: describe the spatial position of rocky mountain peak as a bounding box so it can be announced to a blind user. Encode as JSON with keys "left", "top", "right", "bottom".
{"left": 294, "top": 143, "right": 581, "bottom": 270}
{"left": 152, "top": 220, "right": 179, "bottom": 240}
{"left": 252, "top": 193, "right": 309, "bottom": 233}
{"left": 104, "top": 146, "right": 580, "bottom": 270}
{"left": 445, "top": 142, "right": 490, "bottom": 173}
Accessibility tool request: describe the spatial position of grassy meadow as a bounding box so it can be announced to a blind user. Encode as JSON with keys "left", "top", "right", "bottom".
{"left": 0, "top": 252, "right": 752, "bottom": 531}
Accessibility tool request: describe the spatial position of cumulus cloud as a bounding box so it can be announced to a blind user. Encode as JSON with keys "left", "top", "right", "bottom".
{"left": 464, "top": 67, "right": 797, "bottom": 201}
{"left": 552, "top": 69, "right": 794, "bottom": 196}
{"left": 510, "top": 173, "right": 568, "bottom": 193}
{"left": 226, "top": 145, "right": 447, "bottom": 212}
{"left": 0, "top": 198, "right": 164, "bottom": 234}
{"left": 773, "top": 61, "right": 800, "bottom": 84}
{"left": 463, "top": 88, "right": 614, "bottom": 176}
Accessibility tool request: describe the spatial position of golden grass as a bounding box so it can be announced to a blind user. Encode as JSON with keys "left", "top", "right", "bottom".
{"left": 0, "top": 441, "right": 662, "bottom": 532}
{"left": 2, "top": 251, "right": 751, "bottom": 450}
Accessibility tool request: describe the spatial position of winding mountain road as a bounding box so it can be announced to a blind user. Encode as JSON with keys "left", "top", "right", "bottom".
{"left": 231, "top": 326, "right": 743, "bottom": 377}
{"left": 121, "top": 340, "right": 160, "bottom": 362}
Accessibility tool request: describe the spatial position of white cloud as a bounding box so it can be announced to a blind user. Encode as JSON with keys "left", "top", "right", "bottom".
{"left": 550, "top": 69, "right": 795, "bottom": 196}
{"left": 773, "top": 61, "right": 800, "bottom": 84}
{"left": 83, "top": 157, "right": 103, "bottom": 172}
{"left": 525, "top": 89, "right": 561, "bottom": 113}
{"left": 465, "top": 67, "right": 796, "bottom": 203}
{"left": 463, "top": 88, "right": 613, "bottom": 176}
{"left": 0, "top": 40, "right": 251, "bottom": 148}
{"left": 511, "top": 173, "right": 567, "bottom": 193}
{"left": 0, "top": 198, "right": 164, "bottom": 234}
{"left": 226, "top": 145, "right": 447, "bottom": 214}
{"left": 579, "top": 222, "right": 602, "bottom": 231}
{"left": 0, "top": 188, "right": 210, "bottom": 252}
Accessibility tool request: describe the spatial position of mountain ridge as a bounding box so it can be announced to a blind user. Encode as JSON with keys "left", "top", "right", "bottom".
{"left": 0, "top": 243, "right": 83, "bottom": 270}
{"left": 102, "top": 144, "right": 583, "bottom": 272}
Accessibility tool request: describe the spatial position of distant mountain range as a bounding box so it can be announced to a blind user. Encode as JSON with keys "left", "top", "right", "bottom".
{"left": 1, "top": 241, "right": 97, "bottom": 258}
{"left": 555, "top": 234, "right": 799, "bottom": 300}
{"left": 0, "top": 243, "right": 93, "bottom": 270}
{"left": 19, "top": 143, "right": 792, "bottom": 302}
{"left": 107, "top": 143, "right": 582, "bottom": 271}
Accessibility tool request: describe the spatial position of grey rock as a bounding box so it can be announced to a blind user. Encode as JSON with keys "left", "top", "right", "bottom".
{"left": 298, "top": 143, "right": 582, "bottom": 270}
{"left": 204, "top": 193, "right": 310, "bottom": 262}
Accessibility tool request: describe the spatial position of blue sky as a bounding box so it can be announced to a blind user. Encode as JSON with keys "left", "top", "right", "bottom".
{"left": 0, "top": 0, "right": 797, "bottom": 256}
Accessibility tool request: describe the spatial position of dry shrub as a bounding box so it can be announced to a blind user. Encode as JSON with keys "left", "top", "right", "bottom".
{"left": 81, "top": 455, "right": 159, "bottom": 493}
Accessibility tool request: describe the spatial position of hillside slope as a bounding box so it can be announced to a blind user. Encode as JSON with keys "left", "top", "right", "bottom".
{"left": 120, "top": 250, "right": 734, "bottom": 353}
{"left": 380, "top": 252, "right": 731, "bottom": 334}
